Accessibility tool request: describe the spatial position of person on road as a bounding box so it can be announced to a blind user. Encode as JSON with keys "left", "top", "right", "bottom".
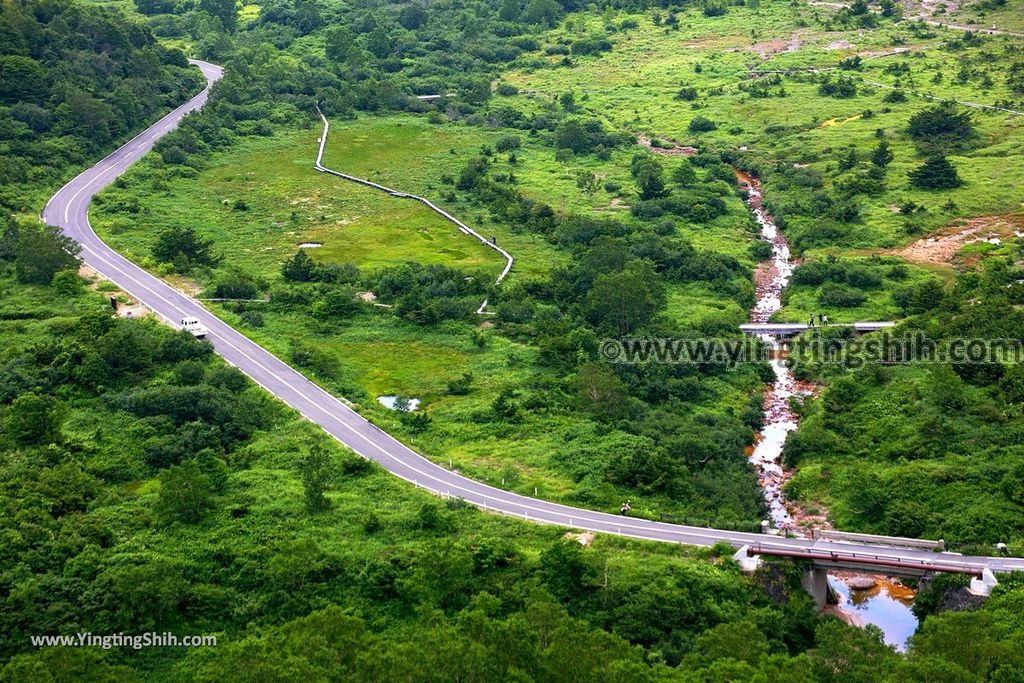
{"left": 822, "top": 314, "right": 829, "bottom": 326}
{"left": 807, "top": 314, "right": 815, "bottom": 328}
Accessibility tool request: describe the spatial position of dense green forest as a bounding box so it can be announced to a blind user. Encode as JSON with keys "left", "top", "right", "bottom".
{"left": 2, "top": 212, "right": 1024, "bottom": 683}
{"left": 0, "top": 0, "right": 203, "bottom": 210}
{"left": 787, "top": 257, "right": 1024, "bottom": 547}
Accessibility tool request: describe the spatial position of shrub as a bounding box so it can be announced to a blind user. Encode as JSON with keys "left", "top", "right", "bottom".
{"left": 239, "top": 310, "right": 264, "bottom": 327}
{"left": 908, "top": 103, "right": 974, "bottom": 151}
{"left": 51, "top": 269, "right": 83, "bottom": 295}
{"left": 882, "top": 88, "right": 907, "bottom": 103}
{"left": 819, "top": 283, "right": 867, "bottom": 308}
{"left": 908, "top": 156, "right": 962, "bottom": 190}
{"left": 688, "top": 116, "right": 717, "bottom": 133}
{"left": 210, "top": 269, "right": 264, "bottom": 300}
{"left": 749, "top": 241, "right": 773, "bottom": 261}
{"left": 152, "top": 226, "right": 219, "bottom": 270}
{"left": 446, "top": 373, "right": 474, "bottom": 395}
{"left": 554, "top": 117, "right": 622, "bottom": 154}
{"left": 838, "top": 56, "right": 863, "bottom": 70}
{"left": 676, "top": 85, "right": 698, "bottom": 101}
{"left": 495, "top": 135, "right": 521, "bottom": 152}
{"left": 570, "top": 36, "right": 612, "bottom": 56}
{"left": 818, "top": 75, "right": 858, "bottom": 98}
{"left": 702, "top": 0, "right": 727, "bottom": 16}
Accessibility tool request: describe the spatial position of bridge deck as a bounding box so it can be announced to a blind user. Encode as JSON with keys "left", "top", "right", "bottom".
{"left": 740, "top": 321, "right": 896, "bottom": 336}
{"left": 749, "top": 544, "right": 981, "bottom": 577}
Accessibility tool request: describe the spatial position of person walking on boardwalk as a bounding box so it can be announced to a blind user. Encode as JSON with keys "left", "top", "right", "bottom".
{"left": 807, "top": 313, "right": 815, "bottom": 328}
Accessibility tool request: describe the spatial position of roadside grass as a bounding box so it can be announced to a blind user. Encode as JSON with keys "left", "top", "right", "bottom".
{"left": 90, "top": 108, "right": 766, "bottom": 521}
{"left": 210, "top": 298, "right": 764, "bottom": 521}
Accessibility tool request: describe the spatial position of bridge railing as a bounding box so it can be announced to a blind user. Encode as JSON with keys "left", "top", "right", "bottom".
{"left": 657, "top": 514, "right": 763, "bottom": 534}
{"left": 748, "top": 544, "right": 983, "bottom": 576}
{"left": 955, "top": 544, "right": 1024, "bottom": 559}
{"left": 811, "top": 528, "right": 945, "bottom": 552}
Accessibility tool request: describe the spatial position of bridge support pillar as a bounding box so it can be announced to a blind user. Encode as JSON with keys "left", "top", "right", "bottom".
{"left": 801, "top": 567, "right": 831, "bottom": 608}
{"left": 969, "top": 568, "right": 999, "bottom": 597}
{"left": 733, "top": 545, "right": 762, "bottom": 573}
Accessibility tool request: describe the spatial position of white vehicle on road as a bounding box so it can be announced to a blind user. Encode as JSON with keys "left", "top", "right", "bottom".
{"left": 179, "top": 316, "right": 208, "bottom": 338}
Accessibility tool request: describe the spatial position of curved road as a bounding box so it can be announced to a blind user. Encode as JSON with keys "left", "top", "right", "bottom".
{"left": 41, "top": 59, "right": 1024, "bottom": 576}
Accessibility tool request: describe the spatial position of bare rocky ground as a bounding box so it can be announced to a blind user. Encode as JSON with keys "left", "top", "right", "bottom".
{"left": 636, "top": 134, "right": 697, "bottom": 157}
{"left": 889, "top": 215, "right": 1024, "bottom": 267}
{"left": 80, "top": 263, "right": 152, "bottom": 319}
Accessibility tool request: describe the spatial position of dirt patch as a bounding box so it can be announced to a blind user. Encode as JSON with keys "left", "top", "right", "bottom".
{"left": 860, "top": 47, "right": 914, "bottom": 59}
{"left": 826, "top": 39, "right": 855, "bottom": 49}
{"left": 79, "top": 263, "right": 105, "bottom": 289}
{"left": 915, "top": 0, "right": 961, "bottom": 16}
{"left": 115, "top": 301, "right": 152, "bottom": 320}
{"left": 889, "top": 215, "right": 1024, "bottom": 267}
{"left": 636, "top": 134, "right": 697, "bottom": 157}
{"left": 749, "top": 38, "right": 788, "bottom": 60}
{"left": 749, "top": 32, "right": 803, "bottom": 60}
{"left": 563, "top": 531, "right": 595, "bottom": 547}
{"left": 79, "top": 264, "right": 153, "bottom": 319}
{"left": 166, "top": 274, "right": 203, "bottom": 296}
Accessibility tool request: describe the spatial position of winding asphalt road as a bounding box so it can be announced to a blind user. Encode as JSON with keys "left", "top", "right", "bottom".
{"left": 40, "top": 59, "right": 1024, "bottom": 576}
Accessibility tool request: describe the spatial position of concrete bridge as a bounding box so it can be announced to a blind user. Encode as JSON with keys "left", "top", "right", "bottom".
{"left": 740, "top": 321, "right": 896, "bottom": 337}
{"left": 734, "top": 532, "right": 1004, "bottom": 607}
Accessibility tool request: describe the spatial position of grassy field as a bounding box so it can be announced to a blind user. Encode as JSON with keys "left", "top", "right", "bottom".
{"left": 95, "top": 124, "right": 560, "bottom": 282}
{"left": 92, "top": 112, "right": 766, "bottom": 522}
{"left": 502, "top": 3, "right": 1024, "bottom": 249}
{"left": 492, "top": 1, "right": 1023, "bottom": 328}
{"left": 912, "top": 0, "right": 1024, "bottom": 33}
